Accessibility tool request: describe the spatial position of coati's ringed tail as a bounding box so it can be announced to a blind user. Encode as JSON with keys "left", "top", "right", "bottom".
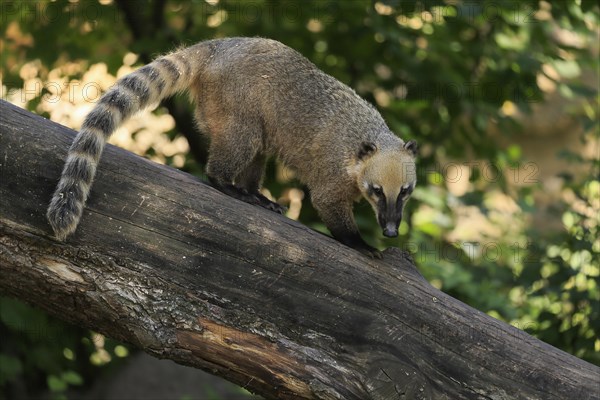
{"left": 47, "top": 47, "right": 202, "bottom": 240}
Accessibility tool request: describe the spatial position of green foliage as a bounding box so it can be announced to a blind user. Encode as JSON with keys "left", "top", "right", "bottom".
{"left": 0, "top": 297, "right": 128, "bottom": 398}
{"left": 0, "top": 355, "right": 22, "bottom": 386}
{"left": 517, "top": 174, "right": 599, "bottom": 364}
{"left": 1, "top": 0, "right": 598, "bottom": 397}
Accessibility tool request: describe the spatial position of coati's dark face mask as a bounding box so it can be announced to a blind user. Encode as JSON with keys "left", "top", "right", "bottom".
{"left": 366, "top": 182, "right": 414, "bottom": 237}
{"left": 356, "top": 140, "right": 417, "bottom": 238}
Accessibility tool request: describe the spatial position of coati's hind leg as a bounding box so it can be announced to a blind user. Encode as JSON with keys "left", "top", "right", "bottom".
{"left": 206, "top": 127, "right": 283, "bottom": 214}
{"left": 235, "top": 155, "right": 286, "bottom": 214}
{"left": 207, "top": 157, "right": 264, "bottom": 208}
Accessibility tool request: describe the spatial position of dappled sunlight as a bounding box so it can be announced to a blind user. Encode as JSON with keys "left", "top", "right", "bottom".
{"left": 283, "top": 188, "right": 305, "bottom": 221}
{"left": 6, "top": 55, "right": 190, "bottom": 169}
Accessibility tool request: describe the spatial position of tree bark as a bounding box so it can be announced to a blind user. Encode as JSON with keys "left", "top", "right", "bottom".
{"left": 0, "top": 100, "right": 598, "bottom": 400}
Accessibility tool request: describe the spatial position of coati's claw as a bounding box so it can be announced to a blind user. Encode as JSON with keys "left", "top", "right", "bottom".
{"left": 357, "top": 245, "right": 383, "bottom": 259}
{"left": 266, "top": 202, "right": 286, "bottom": 214}
{"left": 335, "top": 233, "right": 383, "bottom": 259}
{"left": 258, "top": 198, "right": 287, "bottom": 215}
{"left": 210, "top": 182, "right": 286, "bottom": 215}
{"left": 249, "top": 192, "right": 286, "bottom": 214}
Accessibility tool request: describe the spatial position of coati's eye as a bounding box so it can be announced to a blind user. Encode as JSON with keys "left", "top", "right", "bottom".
{"left": 371, "top": 185, "right": 384, "bottom": 197}
{"left": 400, "top": 184, "right": 413, "bottom": 198}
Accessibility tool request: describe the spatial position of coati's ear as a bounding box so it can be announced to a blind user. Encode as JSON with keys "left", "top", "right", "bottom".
{"left": 358, "top": 141, "right": 377, "bottom": 160}
{"left": 404, "top": 140, "right": 418, "bottom": 156}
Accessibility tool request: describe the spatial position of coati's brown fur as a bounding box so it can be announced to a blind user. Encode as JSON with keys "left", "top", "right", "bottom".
{"left": 47, "top": 37, "right": 417, "bottom": 257}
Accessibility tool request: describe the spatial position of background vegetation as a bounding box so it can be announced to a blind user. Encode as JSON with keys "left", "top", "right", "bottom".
{"left": 1, "top": 0, "right": 598, "bottom": 398}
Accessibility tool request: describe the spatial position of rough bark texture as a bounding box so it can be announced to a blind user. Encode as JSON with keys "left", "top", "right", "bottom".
{"left": 0, "top": 100, "right": 598, "bottom": 400}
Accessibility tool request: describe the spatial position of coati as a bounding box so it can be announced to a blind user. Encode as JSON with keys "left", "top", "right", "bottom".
{"left": 47, "top": 37, "right": 417, "bottom": 258}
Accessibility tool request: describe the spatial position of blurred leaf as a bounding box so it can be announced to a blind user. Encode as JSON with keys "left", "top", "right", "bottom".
{"left": 60, "top": 371, "right": 83, "bottom": 386}
{"left": 552, "top": 60, "right": 582, "bottom": 79}
{"left": 0, "top": 355, "right": 23, "bottom": 385}
{"left": 47, "top": 375, "right": 67, "bottom": 392}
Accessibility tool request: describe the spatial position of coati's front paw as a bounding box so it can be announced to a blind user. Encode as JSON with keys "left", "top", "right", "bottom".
{"left": 355, "top": 244, "right": 383, "bottom": 259}
{"left": 336, "top": 233, "right": 383, "bottom": 259}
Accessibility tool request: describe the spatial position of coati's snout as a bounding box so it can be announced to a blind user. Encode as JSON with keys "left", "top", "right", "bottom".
{"left": 377, "top": 202, "right": 402, "bottom": 238}
{"left": 383, "top": 226, "right": 399, "bottom": 238}
{"left": 382, "top": 222, "right": 400, "bottom": 238}
{"left": 383, "top": 227, "right": 398, "bottom": 237}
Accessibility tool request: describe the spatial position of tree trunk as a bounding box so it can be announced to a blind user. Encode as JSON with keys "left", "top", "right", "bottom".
{"left": 0, "top": 100, "right": 598, "bottom": 400}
